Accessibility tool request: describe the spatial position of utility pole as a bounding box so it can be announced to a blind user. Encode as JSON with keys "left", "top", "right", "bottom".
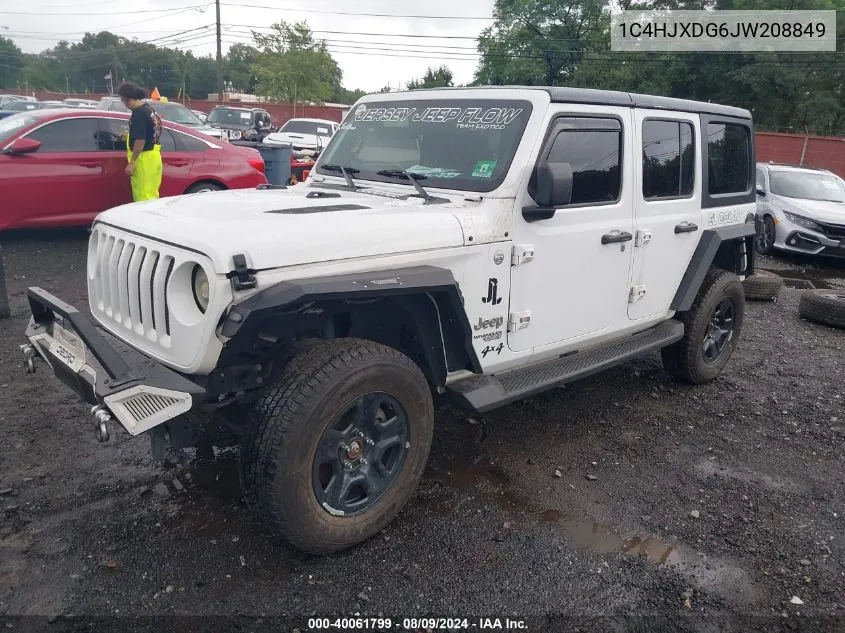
{"left": 215, "top": 0, "right": 223, "bottom": 103}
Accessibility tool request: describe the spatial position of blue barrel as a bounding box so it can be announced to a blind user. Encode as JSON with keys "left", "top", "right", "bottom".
{"left": 257, "top": 144, "right": 292, "bottom": 186}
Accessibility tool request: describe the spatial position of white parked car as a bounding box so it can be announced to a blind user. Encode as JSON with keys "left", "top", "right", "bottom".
{"left": 21, "top": 86, "right": 757, "bottom": 556}
{"left": 263, "top": 117, "right": 338, "bottom": 151}
{"left": 755, "top": 162, "right": 845, "bottom": 257}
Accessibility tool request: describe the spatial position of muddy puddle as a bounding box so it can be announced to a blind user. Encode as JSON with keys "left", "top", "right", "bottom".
{"left": 427, "top": 421, "right": 761, "bottom": 604}
{"left": 759, "top": 261, "right": 845, "bottom": 290}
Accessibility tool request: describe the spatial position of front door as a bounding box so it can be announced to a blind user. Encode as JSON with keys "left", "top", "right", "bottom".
{"left": 16, "top": 117, "right": 112, "bottom": 227}
{"left": 508, "top": 106, "right": 635, "bottom": 353}
{"left": 628, "top": 111, "right": 701, "bottom": 320}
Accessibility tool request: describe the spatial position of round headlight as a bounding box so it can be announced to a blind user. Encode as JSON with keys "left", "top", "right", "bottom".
{"left": 230, "top": 130, "right": 242, "bottom": 140}
{"left": 192, "top": 265, "right": 210, "bottom": 313}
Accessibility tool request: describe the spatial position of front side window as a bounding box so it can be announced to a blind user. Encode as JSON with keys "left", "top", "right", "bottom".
{"left": 317, "top": 99, "right": 532, "bottom": 193}
{"left": 0, "top": 113, "right": 39, "bottom": 145}
{"left": 27, "top": 118, "right": 99, "bottom": 152}
{"left": 707, "top": 123, "right": 750, "bottom": 195}
{"left": 642, "top": 119, "right": 694, "bottom": 199}
{"left": 534, "top": 118, "right": 622, "bottom": 206}
{"left": 756, "top": 168, "right": 766, "bottom": 193}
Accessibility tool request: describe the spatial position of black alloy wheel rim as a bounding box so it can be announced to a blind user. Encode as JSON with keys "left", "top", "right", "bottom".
{"left": 757, "top": 217, "right": 775, "bottom": 252}
{"left": 702, "top": 298, "right": 736, "bottom": 364}
{"left": 312, "top": 392, "right": 410, "bottom": 516}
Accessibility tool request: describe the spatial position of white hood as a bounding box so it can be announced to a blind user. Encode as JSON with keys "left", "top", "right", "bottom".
{"left": 775, "top": 195, "right": 845, "bottom": 224}
{"left": 96, "top": 185, "right": 467, "bottom": 273}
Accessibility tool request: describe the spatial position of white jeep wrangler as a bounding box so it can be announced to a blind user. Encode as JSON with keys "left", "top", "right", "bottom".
{"left": 22, "top": 87, "right": 756, "bottom": 554}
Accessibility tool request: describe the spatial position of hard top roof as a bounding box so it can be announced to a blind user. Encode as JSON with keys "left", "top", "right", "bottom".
{"left": 404, "top": 86, "right": 752, "bottom": 119}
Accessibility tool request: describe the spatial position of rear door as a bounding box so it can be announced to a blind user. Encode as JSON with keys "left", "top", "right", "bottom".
{"left": 18, "top": 117, "right": 109, "bottom": 226}
{"left": 95, "top": 116, "right": 133, "bottom": 210}
{"left": 628, "top": 110, "right": 701, "bottom": 320}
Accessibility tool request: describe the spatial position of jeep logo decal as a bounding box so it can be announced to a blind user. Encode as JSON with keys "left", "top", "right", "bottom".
{"left": 474, "top": 316, "right": 504, "bottom": 331}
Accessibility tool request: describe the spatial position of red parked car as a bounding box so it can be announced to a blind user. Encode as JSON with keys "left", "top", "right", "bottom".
{"left": 0, "top": 109, "right": 267, "bottom": 230}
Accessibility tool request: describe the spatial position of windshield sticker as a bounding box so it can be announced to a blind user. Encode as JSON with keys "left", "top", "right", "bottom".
{"left": 240, "top": 112, "right": 251, "bottom": 120}
{"left": 472, "top": 160, "right": 497, "bottom": 178}
{"left": 317, "top": 127, "right": 329, "bottom": 134}
{"left": 353, "top": 105, "right": 524, "bottom": 131}
{"left": 408, "top": 165, "right": 462, "bottom": 179}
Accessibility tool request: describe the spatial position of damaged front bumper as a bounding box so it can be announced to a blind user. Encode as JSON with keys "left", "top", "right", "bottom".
{"left": 22, "top": 287, "right": 206, "bottom": 439}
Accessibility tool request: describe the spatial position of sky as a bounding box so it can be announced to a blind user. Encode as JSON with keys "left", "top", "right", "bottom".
{"left": 1, "top": 0, "right": 497, "bottom": 92}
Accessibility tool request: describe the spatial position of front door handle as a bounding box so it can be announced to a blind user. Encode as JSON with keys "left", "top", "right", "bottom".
{"left": 166, "top": 159, "right": 189, "bottom": 167}
{"left": 78, "top": 160, "right": 103, "bottom": 168}
{"left": 675, "top": 221, "right": 699, "bottom": 234}
{"left": 601, "top": 231, "right": 633, "bottom": 245}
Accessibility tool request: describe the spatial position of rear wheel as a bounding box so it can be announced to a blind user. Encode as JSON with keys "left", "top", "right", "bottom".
{"left": 186, "top": 182, "right": 224, "bottom": 194}
{"left": 662, "top": 269, "right": 745, "bottom": 384}
{"left": 241, "top": 339, "right": 434, "bottom": 554}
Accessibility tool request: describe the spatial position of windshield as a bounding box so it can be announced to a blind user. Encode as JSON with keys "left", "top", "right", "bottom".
{"left": 316, "top": 99, "right": 532, "bottom": 192}
{"left": 151, "top": 102, "right": 201, "bottom": 125}
{"left": 6, "top": 101, "right": 38, "bottom": 112}
{"left": 280, "top": 120, "right": 333, "bottom": 136}
{"left": 0, "top": 113, "right": 39, "bottom": 145}
{"left": 771, "top": 171, "right": 845, "bottom": 203}
{"left": 208, "top": 107, "right": 253, "bottom": 126}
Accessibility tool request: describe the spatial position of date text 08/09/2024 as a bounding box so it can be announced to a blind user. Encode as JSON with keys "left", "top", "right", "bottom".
{"left": 306, "top": 617, "right": 529, "bottom": 630}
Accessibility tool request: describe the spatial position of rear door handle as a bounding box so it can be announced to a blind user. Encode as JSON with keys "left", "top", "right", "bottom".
{"left": 601, "top": 231, "right": 633, "bottom": 245}
{"left": 166, "top": 159, "right": 189, "bottom": 166}
{"left": 675, "top": 222, "right": 699, "bottom": 234}
{"left": 78, "top": 160, "right": 103, "bottom": 168}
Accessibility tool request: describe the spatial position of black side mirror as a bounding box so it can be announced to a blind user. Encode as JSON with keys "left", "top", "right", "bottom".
{"left": 523, "top": 162, "right": 574, "bottom": 222}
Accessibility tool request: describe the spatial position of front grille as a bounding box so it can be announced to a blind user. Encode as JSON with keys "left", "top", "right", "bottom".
{"left": 815, "top": 220, "right": 845, "bottom": 240}
{"left": 89, "top": 227, "right": 175, "bottom": 346}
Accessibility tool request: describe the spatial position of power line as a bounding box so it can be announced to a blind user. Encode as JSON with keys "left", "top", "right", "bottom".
{"left": 0, "top": 4, "right": 210, "bottom": 15}
{"left": 219, "top": 2, "right": 494, "bottom": 20}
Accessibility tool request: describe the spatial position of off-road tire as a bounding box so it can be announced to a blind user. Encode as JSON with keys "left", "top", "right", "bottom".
{"left": 742, "top": 270, "right": 783, "bottom": 302}
{"left": 662, "top": 269, "right": 745, "bottom": 385}
{"left": 241, "top": 338, "right": 434, "bottom": 554}
{"left": 798, "top": 289, "right": 845, "bottom": 330}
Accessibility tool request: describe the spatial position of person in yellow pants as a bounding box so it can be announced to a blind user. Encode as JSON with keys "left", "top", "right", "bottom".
{"left": 117, "top": 81, "right": 163, "bottom": 202}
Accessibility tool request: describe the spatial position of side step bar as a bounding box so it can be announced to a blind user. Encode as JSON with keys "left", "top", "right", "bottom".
{"left": 447, "top": 320, "right": 684, "bottom": 413}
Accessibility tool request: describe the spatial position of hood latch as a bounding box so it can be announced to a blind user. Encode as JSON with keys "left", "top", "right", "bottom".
{"left": 230, "top": 254, "right": 257, "bottom": 291}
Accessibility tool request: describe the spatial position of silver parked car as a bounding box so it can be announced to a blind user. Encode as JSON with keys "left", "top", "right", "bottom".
{"left": 755, "top": 163, "right": 845, "bottom": 258}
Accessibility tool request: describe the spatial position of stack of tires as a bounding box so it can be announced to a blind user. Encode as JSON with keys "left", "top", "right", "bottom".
{"left": 743, "top": 269, "right": 845, "bottom": 330}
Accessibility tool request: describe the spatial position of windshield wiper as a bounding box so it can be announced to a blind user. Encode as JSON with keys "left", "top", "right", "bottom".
{"left": 321, "top": 164, "right": 360, "bottom": 190}
{"left": 376, "top": 169, "right": 436, "bottom": 203}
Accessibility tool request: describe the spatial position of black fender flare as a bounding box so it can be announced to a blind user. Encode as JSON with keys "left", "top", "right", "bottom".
{"left": 670, "top": 222, "right": 756, "bottom": 312}
{"left": 219, "top": 265, "right": 482, "bottom": 385}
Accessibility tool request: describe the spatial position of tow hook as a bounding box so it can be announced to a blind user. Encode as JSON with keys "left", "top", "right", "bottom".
{"left": 20, "top": 344, "right": 37, "bottom": 374}
{"left": 91, "top": 405, "right": 113, "bottom": 443}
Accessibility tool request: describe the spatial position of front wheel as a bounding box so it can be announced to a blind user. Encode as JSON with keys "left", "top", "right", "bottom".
{"left": 662, "top": 269, "right": 745, "bottom": 384}
{"left": 241, "top": 339, "right": 434, "bottom": 554}
{"left": 755, "top": 215, "right": 777, "bottom": 255}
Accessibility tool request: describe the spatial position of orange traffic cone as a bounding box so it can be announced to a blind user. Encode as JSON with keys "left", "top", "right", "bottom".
{"left": 150, "top": 86, "right": 161, "bottom": 100}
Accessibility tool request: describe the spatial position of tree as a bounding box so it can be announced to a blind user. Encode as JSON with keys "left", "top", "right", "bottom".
{"left": 252, "top": 20, "right": 342, "bottom": 104}
{"left": 0, "top": 36, "right": 24, "bottom": 89}
{"left": 226, "top": 43, "right": 259, "bottom": 93}
{"left": 474, "top": 0, "right": 845, "bottom": 135}
{"left": 407, "top": 65, "right": 454, "bottom": 90}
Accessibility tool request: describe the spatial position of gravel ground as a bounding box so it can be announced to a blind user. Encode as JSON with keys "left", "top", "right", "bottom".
{"left": 0, "top": 233, "right": 844, "bottom": 632}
